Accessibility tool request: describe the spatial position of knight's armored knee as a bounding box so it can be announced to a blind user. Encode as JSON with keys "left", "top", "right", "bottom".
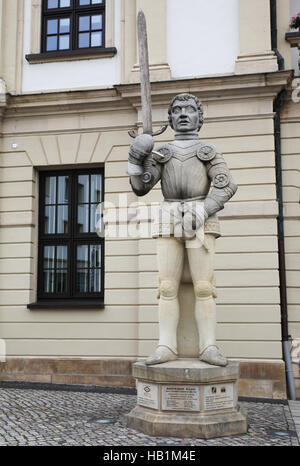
{"left": 194, "top": 280, "right": 216, "bottom": 300}
{"left": 159, "top": 279, "right": 178, "bottom": 299}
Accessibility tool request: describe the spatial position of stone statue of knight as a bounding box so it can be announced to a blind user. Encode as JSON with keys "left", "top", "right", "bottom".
{"left": 127, "top": 93, "right": 237, "bottom": 366}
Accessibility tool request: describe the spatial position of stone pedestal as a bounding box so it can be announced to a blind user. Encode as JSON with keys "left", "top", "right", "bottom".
{"left": 127, "top": 359, "right": 247, "bottom": 439}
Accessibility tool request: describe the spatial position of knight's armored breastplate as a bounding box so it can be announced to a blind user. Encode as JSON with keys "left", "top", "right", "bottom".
{"left": 156, "top": 142, "right": 211, "bottom": 200}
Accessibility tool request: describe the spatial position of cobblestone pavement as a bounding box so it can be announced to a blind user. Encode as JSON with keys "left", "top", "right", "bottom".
{"left": 0, "top": 387, "right": 298, "bottom": 446}
{"left": 289, "top": 401, "right": 300, "bottom": 443}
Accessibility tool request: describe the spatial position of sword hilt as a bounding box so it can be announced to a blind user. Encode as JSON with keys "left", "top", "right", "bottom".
{"left": 128, "top": 125, "right": 168, "bottom": 183}
{"left": 128, "top": 125, "right": 168, "bottom": 139}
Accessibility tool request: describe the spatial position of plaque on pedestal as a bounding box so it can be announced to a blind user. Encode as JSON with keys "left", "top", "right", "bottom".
{"left": 127, "top": 359, "right": 247, "bottom": 439}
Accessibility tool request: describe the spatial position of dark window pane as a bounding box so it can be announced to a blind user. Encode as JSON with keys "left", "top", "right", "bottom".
{"left": 45, "top": 206, "right": 56, "bottom": 234}
{"left": 78, "top": 32, "right": 90, "bottom": 48}
{"left": 48, "top": 0, "right": 58, "bottom": 8}
{"left": 77, "top": 175, "right": 89, "bottom": 203}
{"left": 60, "top": 0, "right": 71, "bottom": 7}
{"left": 90, "top": 244, "right": 101, "bottom": 268}
{"left": 45, "top": 176, "right": 56, "bottom": 204}
{"left": 56, "top": 270, "right": 68, "bottom": 293}
{"left": 40, "top": 171, "right": 103, "bottom": 299}
{"left": 57, "top": 205, "right": 68, "bottom": 233}
{"left": 90, "top": 268, "right": 101, "bottom": 292}
{"left": 44, "top": 270, "right": 55, "bottom": 293}
{"left": 90, "top": 203, "right": 101, "bottom": 233}
{"left": 79, "top": 0, "right": 90, "bottom": 5}
{"left": 47, "top": 19, "right": 58, "bottom": 34}
{"left": 76, "top": 269, "right": 89, "bottom": 292}
{"left": 77, "top": 204, "right": 89, "bottom": 232}
{"left": 91, "top": 31, "right": 102, "bottom": 47}
{"left": 44, "top": 246, "right": 55, "bottom": 269}
{"left": 59, "top": 18, "right": 70, "bottom": 33}
{"left": 46, "top": 35, "right": 58, "bottom": 51}
{"left": 79, "top": 16, "right": 90, "bottom": 31}
{"left": 56, "top": 246, "right": 68, "bottom": 268}
{"left": 91, "top": 174, "right": 101, "bottom": 203}
{"left": 57, "top": 176, "right": 69, "bottom": 204}
{"left": 77, "top": 245, "right": 89, "bottom": 268}
{"left": 91, "top": 15, "right": 102, "bottom": 30}
{"left": 59, "top": 34, "right": 70, "bottom": 50}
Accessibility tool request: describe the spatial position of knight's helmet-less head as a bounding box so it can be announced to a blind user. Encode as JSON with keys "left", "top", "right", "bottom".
{"left": 168, "top": 93, "right": 204, "bottom": 132}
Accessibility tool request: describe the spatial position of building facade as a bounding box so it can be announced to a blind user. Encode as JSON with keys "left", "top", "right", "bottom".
{"left": 0, "top": 0, "right": 299, "bottom": 399}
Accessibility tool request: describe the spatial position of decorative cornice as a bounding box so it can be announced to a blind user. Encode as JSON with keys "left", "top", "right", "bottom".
{"left": 2, "top": 70, "right": 293, "bottom": 118}
{"left": 5, "top": 88, "right": 127, "bottom": 117}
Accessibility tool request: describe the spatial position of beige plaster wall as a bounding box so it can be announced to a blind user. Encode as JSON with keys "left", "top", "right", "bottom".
{"left": 280, "top": 90, "right": 300, "bottom": 396}
{"left": 281, "top": 94, "right": 300, "bottom": 343}
{"left": 1, "top": 0, "right": 286, "bottom": 96}
{"left": 276, "top": 0, "right": 292, "bottom": 71}
{"left": 0, "top": 0, "right": 294, "bottom": 366}
{"left": 0, "top": 0, "right": 24, "bottom": 94}
{"left": 0, "top": 74, "right": 288, "bottom": 362}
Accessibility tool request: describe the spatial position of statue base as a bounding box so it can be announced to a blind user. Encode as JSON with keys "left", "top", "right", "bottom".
{"left": 127, "top": 359, "right": 247, "bottom": 439}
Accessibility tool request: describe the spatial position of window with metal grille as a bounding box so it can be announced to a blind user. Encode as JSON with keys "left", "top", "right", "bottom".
{"left": 42, "top": 0, "right": 105, "bottom": 53}
{"left": 37, "top": 169, "right": 104, "bottom": 304}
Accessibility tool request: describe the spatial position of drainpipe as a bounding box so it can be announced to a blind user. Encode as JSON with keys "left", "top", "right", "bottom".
{"left": 270, "top": 0, "right": 285, "bottom": 70}
{"left": 271, "top": 0, "right": 296, "bottom": 400}
{"left": 274, "top": 91, "right": 296, "bottom": 400}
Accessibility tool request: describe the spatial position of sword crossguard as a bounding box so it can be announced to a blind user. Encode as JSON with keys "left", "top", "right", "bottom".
{"left": 128, "top": 125, "right": 168, "bottom": 139}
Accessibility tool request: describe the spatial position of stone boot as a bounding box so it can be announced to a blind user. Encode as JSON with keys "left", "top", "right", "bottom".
{"left": 200, "top": 345, "right": 228, "bottom": 367}
{"left": 145, "top": 346, "right": 178, "bottom": 365}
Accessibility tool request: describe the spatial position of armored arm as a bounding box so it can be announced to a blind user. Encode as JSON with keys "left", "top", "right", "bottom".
{"left": 201, "top": 145, "right": 237, "bottom": 218}
{"left": 130, "top": 162, "right": 162, "bottom": 196}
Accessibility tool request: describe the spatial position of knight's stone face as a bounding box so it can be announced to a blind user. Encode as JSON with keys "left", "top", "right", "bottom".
{"left": 171, "top": 99, "right": 199, "bottom": 133}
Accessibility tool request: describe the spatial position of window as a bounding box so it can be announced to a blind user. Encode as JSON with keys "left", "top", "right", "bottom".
{"left": 42, "top": 0, "right": 105, "bottom": 53}
{"left": 31, "top": 169, "right": 104, "bottom": 308}
{"left": 26, "top": 0, "right": 117, "bottom": 63}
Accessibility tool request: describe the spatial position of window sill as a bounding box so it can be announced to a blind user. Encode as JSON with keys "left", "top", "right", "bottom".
{"left": 285, "top": 31, "right": 300, "bottom": 47}
{"left": 27, "top": 299, "right": 105, "bottom": 310}
{"left": 25, "top": 47, "right": 117, "bottom": 64}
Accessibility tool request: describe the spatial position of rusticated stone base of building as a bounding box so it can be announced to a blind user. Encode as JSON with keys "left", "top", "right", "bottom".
{"left": 238, "top": 361, "right": 287, "bottom": 399}
{"left": 0, "top": 358, "right": 287, "bottom": 399}
{"left": 0, "top": 358, "right": 137, "bottom": 388}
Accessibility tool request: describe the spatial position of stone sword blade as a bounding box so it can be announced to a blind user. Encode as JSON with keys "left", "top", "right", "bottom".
{"left": 128, "top": 11, "right": 167, "bottom": 139}
{"left": 137, "top": 10, "right": 152, "bottom": 135}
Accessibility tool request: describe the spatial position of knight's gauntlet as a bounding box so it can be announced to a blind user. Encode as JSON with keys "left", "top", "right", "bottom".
{"left": 127, "top": 133, "right": 154, "bottom": 176}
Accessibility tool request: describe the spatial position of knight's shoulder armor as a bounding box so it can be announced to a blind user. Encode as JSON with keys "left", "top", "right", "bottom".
{"left": 152, "top": 143, "right": 173, "bottom": 164}
{"left": 196, "top": 142, "right": 219, "bottom": 162}
{"left": 152, "top": 141, "right": 221, "bottom": 165}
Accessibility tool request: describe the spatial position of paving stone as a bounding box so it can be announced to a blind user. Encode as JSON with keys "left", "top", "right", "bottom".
{"left": 0, "top": 387, "right": 298, "bottom": 446}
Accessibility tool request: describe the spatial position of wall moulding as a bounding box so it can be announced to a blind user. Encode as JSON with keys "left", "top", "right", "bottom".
{"left": 130, "top": 63, "right": 171, "bottom": 84}
{"left": 0, "top": 71, "right": 293, "bottom": 139}
{"left": 235, "top": 52, "right": 278, "bottom": 75}
{"left": 4, "top": 88, "right": 126, "bottom": 117}
{"left": 116, "top": 70, "right": 293, "bottom": 104}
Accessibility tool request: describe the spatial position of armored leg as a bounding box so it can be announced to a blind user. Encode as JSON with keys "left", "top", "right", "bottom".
{"left": 186, "top": 234, "right": 227, "bottom": 366}
{"left": 145, "top": 236, "right": 184, "bottom": 365}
